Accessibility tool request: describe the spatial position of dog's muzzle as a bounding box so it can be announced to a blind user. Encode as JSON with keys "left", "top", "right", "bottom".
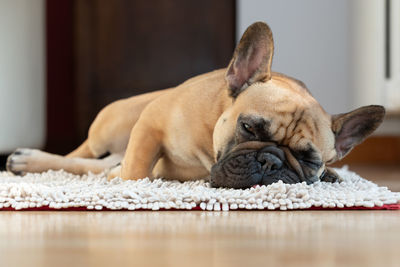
{"left": 210, "top": 141, "right": 320, "bottom": 189}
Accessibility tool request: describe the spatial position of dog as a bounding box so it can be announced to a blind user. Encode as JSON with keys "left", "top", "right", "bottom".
{"left": 6, "top": 22, "right": 385, "bottom": 188}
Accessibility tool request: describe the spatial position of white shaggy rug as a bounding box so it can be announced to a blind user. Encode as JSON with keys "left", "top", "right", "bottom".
{"left": 0, "top": 167, "right": 399, "bottom": 211}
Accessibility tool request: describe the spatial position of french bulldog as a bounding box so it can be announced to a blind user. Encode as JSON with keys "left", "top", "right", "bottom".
{"left": 6, "top": 22, "right": 385, "bottom": 188}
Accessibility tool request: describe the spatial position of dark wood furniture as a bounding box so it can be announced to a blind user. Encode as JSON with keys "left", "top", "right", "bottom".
{"left": 46, "top": 0, "right": 236, "bottom": 154}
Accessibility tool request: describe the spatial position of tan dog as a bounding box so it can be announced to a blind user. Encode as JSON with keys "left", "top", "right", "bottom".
{"left": 7, "top": 22, "right": 385, "bottom": 188}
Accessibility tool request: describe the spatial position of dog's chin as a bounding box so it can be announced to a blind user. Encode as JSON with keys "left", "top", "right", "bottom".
{"left": 210, "top": 150, "right": 302, "bottom": 189}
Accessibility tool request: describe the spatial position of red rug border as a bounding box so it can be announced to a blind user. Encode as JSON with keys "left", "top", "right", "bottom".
{"left": 0, "top": 203, "right": 399, "bottom": 211}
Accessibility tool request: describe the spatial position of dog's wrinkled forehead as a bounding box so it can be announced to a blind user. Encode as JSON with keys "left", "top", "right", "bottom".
{"left": 237, "top": 82, "right": 331, "bottom": 144}
{"left": 213, "top": 79, "right": 336, "bottom": 165}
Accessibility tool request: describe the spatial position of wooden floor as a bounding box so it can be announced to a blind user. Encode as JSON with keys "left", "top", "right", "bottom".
{"left": 1, "top": 210, "right": 400, "bottom": 267}
{"left": 0, "top": 165, "right": 399, "bottom": 267}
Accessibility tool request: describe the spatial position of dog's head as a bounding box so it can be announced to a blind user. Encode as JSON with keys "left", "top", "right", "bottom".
{"left": 210, "top": 22, "right": 385, "bottom": 188}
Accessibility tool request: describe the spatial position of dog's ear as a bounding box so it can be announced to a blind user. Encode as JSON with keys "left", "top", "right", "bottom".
{"left": 331, "top": 105, "right": 385, "bottom": 160}
{"left": 226, "top": 22, "right": 274, "bottom": 98}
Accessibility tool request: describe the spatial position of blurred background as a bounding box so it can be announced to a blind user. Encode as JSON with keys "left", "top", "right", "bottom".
{"left": 0, "top": 0, "right": 399, "bottom": 184}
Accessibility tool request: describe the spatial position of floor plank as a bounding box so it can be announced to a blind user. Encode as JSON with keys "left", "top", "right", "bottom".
{"left": 1, "top": 210, "right": 400, "bottom": 267}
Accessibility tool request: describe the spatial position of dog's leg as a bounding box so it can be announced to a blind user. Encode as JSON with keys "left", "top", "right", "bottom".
{"left": 107, "top": 165, "right": 122, "bottom": 180}
{"left": 66, "top": 139, "right": 95, "bottom": 158}
{"left": 120, "top": 122, "right": 162, "bottom": 180}
{"left": 6, "top": 149, "right": 122, "bottom": 176}
{"left": 320, "top": 167, "right": 343, "bottom": 183}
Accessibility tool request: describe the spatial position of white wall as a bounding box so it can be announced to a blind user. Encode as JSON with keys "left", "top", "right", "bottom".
{"left": 237, "top": 0, "right": 352, "bottom": 115}
{"left": 0, "top": 0, "right": 45, "bottom": 153}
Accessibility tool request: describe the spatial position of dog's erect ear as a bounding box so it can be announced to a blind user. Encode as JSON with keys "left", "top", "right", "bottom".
{"left": 331, "top": 105, "right": 385, "bottom": 160}
{"left": 226, "top": 22, "right": 274, "bottom": 98}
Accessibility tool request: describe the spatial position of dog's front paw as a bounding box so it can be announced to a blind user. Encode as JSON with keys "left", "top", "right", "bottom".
{"left": 6, "top": 148, "right": 40, "bottom": 176}
{"left": 106, "top": 165, "right": 122, "bottom": 181}
{"left": 320, "top": 167, "right": 343, "bottom": 183}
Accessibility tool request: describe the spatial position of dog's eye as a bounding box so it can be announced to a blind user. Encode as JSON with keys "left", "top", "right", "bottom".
{"left": 242, "top": 122, "right": 255, "bottom": 135}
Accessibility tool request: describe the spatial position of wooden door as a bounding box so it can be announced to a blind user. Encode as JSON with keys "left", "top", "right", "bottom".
{"left": 46, "top": 0, "right": 236, "bottom": 154}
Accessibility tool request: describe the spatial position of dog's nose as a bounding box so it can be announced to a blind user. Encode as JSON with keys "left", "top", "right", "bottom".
{"left": 256, "top": 145, "right": 285, "bottom": 172}
{"left": 256, "top": 152, "right": 283, "bottom": 172}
